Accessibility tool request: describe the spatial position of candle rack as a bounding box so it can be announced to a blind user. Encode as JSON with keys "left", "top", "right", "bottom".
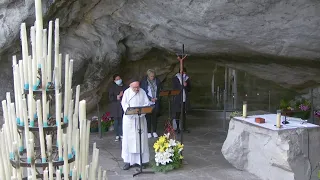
{"left": 0, "top": 0, "right": 107, "bottom": 179}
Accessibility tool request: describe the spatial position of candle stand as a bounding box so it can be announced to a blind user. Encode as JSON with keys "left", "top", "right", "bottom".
{"left": 0, "top": 0, "right": 108, "bottom": 179}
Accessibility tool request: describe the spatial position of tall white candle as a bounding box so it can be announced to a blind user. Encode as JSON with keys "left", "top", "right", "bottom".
{"left": 84, "top": 165, "right": 89, "bottom": 180}
{"left": 72, "top": 167, "right": 77, "bottom": 180}
{"left": 18, "top": 60, "right": 25, "bottom": 92}
{"left": 28, "top": 139, "right": 36, "bottom": 180}
{"left": 9, "top": 103, "right": 19, "bottom": 152}
{"left": 13, "top": 66, "right": 21, "bottom": 125}
{"left": 58, "top": 54, "right": 62, "bottom": 86}
{"left": 43, "top": 168, "right": 48, "bottom": 180}
{"left": 75, "top": 85, "right": 80, "bottom": 114}
{"left": 64, "top": 55, "right": 70, "bottom": 123}
{"left": 30, "top": 25, "right": 36, "bottom": 85}
{"left": 20, "top": 23, "right": 29, "bottom": 87}
{"left": 54, "top": 19, "right": 59, "bottom": 75}
{"left": 13, "top": 142, "right": 22, "bottom": 180}
{"left": 85, "top": 120, "right": 90, "bottom": 169}
{"left": 63, "top": 133, "right": 69, "bottom": 180}
{"left": 36, "top": 100, "right": 46, "bottom": 162}
{"left": 0, "top": 131, "right": 11, "bottom": 180}
{"left": 102, "top": 170, "right": 107, "bottom": 180}
{"left": 47, "top": 21, "right": 53, "bottom": 82}
{"left": 46, "top": 135, "right": 54, "bottom": 180}
{"left": 97, "top": 166, "right": 102, "bottom": 180}
{"left": 35, "top": 0, "right": 43, "bottom": 68}
{"left": 42, "top": 29, "right": 47, "bottom": 61}
{"left": 73, "top": 129, "right": 79, "bottom": 178}
{"left": 56, "top": 169, "right": 61, "bottom": 180}
{"left": 56, "top": 93, "right": 63, "bottom": 162}
{"left": 22, "top": 99, "right": 30, "bottom": 165}
{"left": 27, "top": 94, "right": 34, "bottom": 127}
{"left": 0, "top": 133, "right": 6, "bottom": 180}
{"left": 67, "top": 101, "right": 74, "bottom": 160}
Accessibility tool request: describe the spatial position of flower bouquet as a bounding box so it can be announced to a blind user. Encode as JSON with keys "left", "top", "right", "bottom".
{"left": 279, "top": 98, "right": 311, "bottom": 120}
{"left": 152, "top": 133, "right": 184, "bottom": 173}
{"left": 101, "top": 112, "right": 114, "bottom": 132}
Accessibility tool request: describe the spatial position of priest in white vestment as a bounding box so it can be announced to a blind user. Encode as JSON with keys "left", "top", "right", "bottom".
{"left": 121, "top": 79, "right": 150, "bottom": 170}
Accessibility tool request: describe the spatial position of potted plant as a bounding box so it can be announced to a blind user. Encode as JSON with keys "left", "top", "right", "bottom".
{"left": 229, "top": 111, "right": 243, "bottom": 119}
{"left": 279, "top": 98, "right": 311, "bottom": 120}
{"left": 90, "top": 120, "right": 99, "bottom": 132}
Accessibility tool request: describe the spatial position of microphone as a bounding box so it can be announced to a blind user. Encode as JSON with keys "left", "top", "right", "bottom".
{"left": 128, "top": 92, "right": 138, "bottom": 107}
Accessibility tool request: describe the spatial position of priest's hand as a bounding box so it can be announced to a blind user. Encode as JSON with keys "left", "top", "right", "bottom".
{"left": 117, "top": 95, "right": 121, "bottom": 100}
{"left": 151, "top": 98, "right": 157, "bottom": 102}
{"left": 184, "top": 82, "right": 187, "bottom": 86}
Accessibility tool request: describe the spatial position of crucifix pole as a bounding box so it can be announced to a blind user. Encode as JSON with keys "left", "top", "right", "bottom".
{"left": 176, "top": 44, "right": 188, "bottom": 145}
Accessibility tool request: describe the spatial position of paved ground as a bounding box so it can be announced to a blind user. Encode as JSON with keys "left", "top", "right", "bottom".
{"left": 89, "top": 110, "right": 260, "bottom": 180}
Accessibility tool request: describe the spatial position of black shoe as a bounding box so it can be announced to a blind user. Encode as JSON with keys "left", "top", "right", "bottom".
{"left": 123, "top": 163, "right": 130, "bottom": 170}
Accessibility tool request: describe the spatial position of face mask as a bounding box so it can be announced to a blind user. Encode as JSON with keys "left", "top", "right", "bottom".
{"left": 115, "top": 79, "right": 122, "bottom": 85}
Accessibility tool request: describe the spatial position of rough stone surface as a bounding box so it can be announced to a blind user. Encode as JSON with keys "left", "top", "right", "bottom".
{"left": 222, "top": 118, "right": 320, "bottom": 180}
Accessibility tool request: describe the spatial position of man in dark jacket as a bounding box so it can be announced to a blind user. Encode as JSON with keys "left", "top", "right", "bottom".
{"left": 140, "top": 69, "right": 162, "bottom": 138}
{"left": 108, "top": 74, "right": 128, "bottom": 141}
{"left": 172, "top": 67, "right": 191, "bottom": 133}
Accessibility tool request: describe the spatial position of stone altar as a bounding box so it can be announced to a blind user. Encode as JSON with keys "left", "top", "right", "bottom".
{"left": 222, "top": 114, "right": 320, "bottom": 180}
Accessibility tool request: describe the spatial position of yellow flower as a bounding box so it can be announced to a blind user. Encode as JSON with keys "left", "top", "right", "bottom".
{"left": 159, "top": 146, "right": 166, "bottom": 152}
{"left": 177, "top": 143, "right": 184, "bottom": 150}
{"left": 153, "top": 143, "right": 160, "bottom": 152}
{"left": 179, "top": 155, "right": 183, "bottom": 159}
{"left": 158, "top": 136, "right": 166, "bottom": 144}
{"left": 164, "top": 142, "right": 169, "bottom": 148}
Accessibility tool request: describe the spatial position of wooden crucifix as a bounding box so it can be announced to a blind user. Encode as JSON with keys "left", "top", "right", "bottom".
{"left": 176, "top": 44, "right": 189, "bottom": 145}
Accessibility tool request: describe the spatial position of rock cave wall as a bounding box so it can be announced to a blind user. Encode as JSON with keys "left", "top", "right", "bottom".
{"left": 1, "top": 0, "right": 320, "bottom": 112}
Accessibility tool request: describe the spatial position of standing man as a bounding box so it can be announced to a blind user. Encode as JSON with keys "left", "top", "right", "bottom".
{"left": 140, "top": 69, "right": 161, "bottom": 139}
{"left": 108, "top": 74, "right": 128, "bottom": 142}
{"left": 121, "top": 78, "right": 150, "bottom": 170}
{"left": 172, "top": 67, "right": 191, "bottom": 133}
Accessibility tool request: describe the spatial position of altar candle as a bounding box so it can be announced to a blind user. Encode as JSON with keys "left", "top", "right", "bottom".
{"left": 13, "top": 142, "right": 22, "bottom": 180}
{"left": 56, "top": 169, "right": 61, "bottom": 180}
{"left": 28, "top": 94, "right": 34, "bottom": 127}
{"left": 72, "top": 167, "right": 77, "bottom": 180}
{"left": 242, "top": 101, "right": 247, "bottom": 118}
{"left": 80, "top": 119, "right": 87, "bottom": 177}
{"left": 64, "top": 55, "right": 70, "bottom": 123}
{"left": 0, "top": 131, "right": 11, "bottom": 180}
{"left": 36, "top": 100, "right": 46, "bottom": 162}
{"left": 43, "top": 168, "right": 48, "bottom": 180}
{"left": 276, "top": 110, "right": 281, "bottom": 128}
{"left": 102, "top": 170, "right": 107, "bottom": 180}
{"left": 63, "top": 134, "right": 69, "bottom": 180}
{"left": 97, "top": 166, "right": 102, "bottom": 180}
{"left": 46, "top": 135, "right": 54, "bottom": 180}
{"left": 47, "top": 21, "right": 53, "bottom": 82}
{"left": 20, "top": 23, "right": 29, "bottom": 86}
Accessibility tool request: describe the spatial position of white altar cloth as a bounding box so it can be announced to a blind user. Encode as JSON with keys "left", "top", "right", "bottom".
{"left": 234, "top": 114, "right": 318, "bottom": 131}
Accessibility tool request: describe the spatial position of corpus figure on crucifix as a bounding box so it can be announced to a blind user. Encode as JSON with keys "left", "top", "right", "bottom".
{"left": 172, "top": 47, "right": 191, "bottom": 137}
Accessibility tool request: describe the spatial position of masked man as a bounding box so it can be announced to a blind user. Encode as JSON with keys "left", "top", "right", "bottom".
{"left": 121, "top": 78, "right": 150, "bottom": 170}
